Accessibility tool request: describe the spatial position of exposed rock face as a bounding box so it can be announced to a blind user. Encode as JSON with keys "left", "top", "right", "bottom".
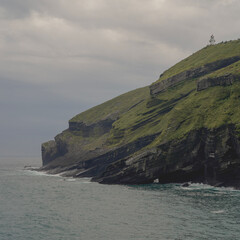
{"left": 42, "top": 134, "right": 69, "bottom": 166}
{"left": 42, "top": 122, "right": 240, "bottom": 188}
{"left": 41, "top": 131, "right": 159, "bottom": 177}
{"left": 75, "top": 134, "right": 159, "bottom": 178}
{"left": 42, "top": 117, "right": 116, "bottom": 167}
{"left": 150, "top": 56, "right": 240, "bottom": 95}
{"left": 197, "top": 74, "right": 235, "bottom": 91}
{"left": 69, "top": 118, "right": 115, "bottom": 137}
{"left": 42, "top": 140, "right": 59, "bottom": 166}
{"left": 94, "top": 125, "right": 240, "bottom": 188}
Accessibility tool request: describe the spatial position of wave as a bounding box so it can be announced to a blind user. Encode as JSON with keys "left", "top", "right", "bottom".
{"left": 179, "top": 182, "right": 240, "bottom": 193}
{"left": 211, "top": 210, "right": 225, "bottom": 214}
{"left": 22, "top": 169, "right": 92, "bottom": 184}
{"left": 22, "top": 169, "right": 62, "bottom": 178}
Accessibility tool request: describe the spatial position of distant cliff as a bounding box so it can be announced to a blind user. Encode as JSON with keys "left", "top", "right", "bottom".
{"left": 41, "top": 39, "right": 240, "bottom": 189}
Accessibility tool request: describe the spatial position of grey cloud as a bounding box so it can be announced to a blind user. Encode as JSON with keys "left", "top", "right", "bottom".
{"left": 0, "top": 0, "right": 42, "bottom": 18}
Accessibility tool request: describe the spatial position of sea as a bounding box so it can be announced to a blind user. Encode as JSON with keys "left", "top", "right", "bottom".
{"left": 0, "top": 158, "right": 240, "bottom": 240}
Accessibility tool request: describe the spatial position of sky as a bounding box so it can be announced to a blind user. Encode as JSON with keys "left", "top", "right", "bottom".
{"left": 1, "top": 0, "right": 240, "bottom": 159}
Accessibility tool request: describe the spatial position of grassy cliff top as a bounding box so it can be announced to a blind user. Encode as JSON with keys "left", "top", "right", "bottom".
{"left": 69, "top": 86, "right": 150, "bottom": 124}
{"left": 156, "top": 39, "right": 240, "bottom": 83}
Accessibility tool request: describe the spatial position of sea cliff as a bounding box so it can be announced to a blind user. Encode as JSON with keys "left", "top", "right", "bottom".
{"left": 41, "top": 40, "right": 240, "bottom": 188}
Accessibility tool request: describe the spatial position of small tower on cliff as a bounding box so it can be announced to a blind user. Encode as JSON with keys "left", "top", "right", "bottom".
{"left": 209, "top": 35, "right": 216, "bottom": 45}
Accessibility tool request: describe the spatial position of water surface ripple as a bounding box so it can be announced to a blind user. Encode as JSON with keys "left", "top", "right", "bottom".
{"left": 0, "top": 162, "right": 240, "bottom": 240}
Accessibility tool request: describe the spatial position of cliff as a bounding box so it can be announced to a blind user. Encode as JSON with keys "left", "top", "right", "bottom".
{"left": 41, "top": 39, "right": 240, "bottom": 188}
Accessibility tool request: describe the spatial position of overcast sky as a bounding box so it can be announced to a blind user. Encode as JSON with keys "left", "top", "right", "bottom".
{"left": 1, "top": 0, "right": 240, "bottom": 160}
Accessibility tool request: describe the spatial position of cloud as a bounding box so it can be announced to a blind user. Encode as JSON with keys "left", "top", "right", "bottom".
{"left": 1, "top": 0, "right": 239, "bottom": 87}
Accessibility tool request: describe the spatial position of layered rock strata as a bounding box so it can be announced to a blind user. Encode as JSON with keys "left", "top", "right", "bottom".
{"left": 197, "top": 74, "right": 235, "bottom": 91}
{"left": 150, "top": 56, "right": 240, "bottom": 95}
{"left": 94, "top": 125, "right": 240, "bottom": 188}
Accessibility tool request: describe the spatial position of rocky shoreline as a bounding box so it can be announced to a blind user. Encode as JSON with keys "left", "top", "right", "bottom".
{"left": 40, "top": 124, "right": 240, "bottom": 189}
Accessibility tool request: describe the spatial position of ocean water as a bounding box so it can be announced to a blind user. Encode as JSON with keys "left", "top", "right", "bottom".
{"left": 1, "top": 159, "right": 240, "bottom": 240}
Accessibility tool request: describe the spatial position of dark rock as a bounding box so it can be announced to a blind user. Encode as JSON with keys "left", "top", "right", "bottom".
{"left": 181, "top": 182, "right": 190, "bottom": 187}
{"left": 94, "top": 124, "right": 240, "bottom": 188}
{"left": 24, "top": 165, "right": 32, "bottom": 169}
{"left": 41, "top": 131, "right": 159, "bottom": 177}
{"left": 76, "top": 134, "right": 159, "bottom": 178}
{"left": 69, "top": 118, "right": 115, "bottom": 137}
{"left": 42, "top": 140, "right": 60, "bottom": 166}
{"left": 41, "top": 121, "right": 240, "bottom": 189}
{"left": 197, "top": 74, "right": 236, "bottom": 91}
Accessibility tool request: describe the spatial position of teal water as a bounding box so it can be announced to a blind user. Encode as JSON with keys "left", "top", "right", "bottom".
{"left": 0, "top": 160, "right": 240, "bottom": 240}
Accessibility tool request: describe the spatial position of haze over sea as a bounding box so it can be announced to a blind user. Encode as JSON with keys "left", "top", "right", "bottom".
{"left": 1, "top": 158, "right": 240, "bottom": 240}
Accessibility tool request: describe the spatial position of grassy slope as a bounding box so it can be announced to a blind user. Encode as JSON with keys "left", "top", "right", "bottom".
{"left": 111, "top": 80, "right": 240, "bottom": 147}
{"left": 62, "top": 40, "right": 240, "bottom": 152}
{"left": 156, "top": 39, "right": 240, "bottom": 82}
{"left": 69, "top": 87, "right": 149, "bottom": 124}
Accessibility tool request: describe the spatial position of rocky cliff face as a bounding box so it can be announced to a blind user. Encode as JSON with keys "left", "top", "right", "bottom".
{"left": 42, "top": 140, "right": 59, "bottom": 166}
{"left": 197, "top": 74, "right": 235, "bottom": 91}
{"left": 42, "top": 122, "right": 240, "bottom": 188}
{"left": 41, "top": 40, "right": 240, "bottom": 188}
{"left": 94, "top": 125, "right": 240, "bottom": 187}
{"left": 42, "top": 123, "right": 159, "bottom": 177}
{"left": 69, "top": 119, "right": 115, "bottom": 137}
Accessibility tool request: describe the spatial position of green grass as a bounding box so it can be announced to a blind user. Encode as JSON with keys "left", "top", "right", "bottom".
{"left": 69, "top": 87, "right": 149, "bottom": 124}
{"left": 108, "top": 78, "right": 197, "bottom": 143}
{"left": 106, "top": 80, "right": 240, "bottom": 148}
{"left": 155, "top": 82, "right": 240, "bottom": 141}
{"left": 156, "top": 39, "right": 240, "bottom": 82}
